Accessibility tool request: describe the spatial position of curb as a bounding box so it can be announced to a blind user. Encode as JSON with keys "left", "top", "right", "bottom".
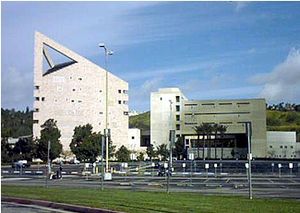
{"left": 2, "top": 196, "right": 123, "bottom": 213}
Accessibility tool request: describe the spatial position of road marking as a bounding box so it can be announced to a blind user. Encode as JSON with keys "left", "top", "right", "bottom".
{"left": 226, "top": 178, "right": 230, "bottom": 183}
{"left": 62, "top": 171, "right": 67, "bottom": 174}
{"left": 25, "top": 171, "right": 32, "bottom": 174}
{"left": 13, "top": 171, "right": 20, "bottom": 174}
{"left": 36, "top": 171, "right": 43, "bottom": 174}
{"left": 268, "top": 179, "right": 274, "bottom": 183}
{"left": 71, "top": 172, "right": 78, "bottom": 174}
{"left": 2, "top": 171, "right": 9, "bottom": 174}
{"left": 2, "top": 178, "right": 31, "bottom": 181}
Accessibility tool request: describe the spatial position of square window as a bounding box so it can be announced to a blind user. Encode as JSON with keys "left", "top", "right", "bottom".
{"left": 176, "top": 96, "right": 180, "bottom": 102}
{"left": 71, "top": 100, "right": 74, "bottom": 102}
{"left": 280, "top": 146, "right": 283, "bottom": 148}
{"left": 176, "top": 115, "right": 180, "bottom": 121}
{"left": 72, "top": 89, "right": 76, "bottom": 91}
{"left": 35, "top": 85, "right": 40, "bottom": 90}
{"left": 41, "top": 97, "right": 45, "bottom": 101}
{"left": 78, "top": 78, "right": 82, "bottom": 80}
{"left": 291, "top": 146, "right": 294, "bottom": 149}
{"left": 124, "top": 111, "right": 129, "bottom": 115}
{"left": 176, "top": 124, "right": 180, "bottom": 130}
{"left": 284, "top": 146, "right": 287, "bottom": 149}
{"left": 34, "top": 108, "right": 39, "bottom": 112}
{"left": 118, "top": 100, "right": 122, "bottom": 104}
{"left": 118, "top": 90, "right": 121, "bottom": 93}
{"left": 132, "top": 136, "right": 135, "bottom": 139}
{"left": 33, "top": 120, "right": 39, "bottom": 124}
{"left": 160, "top": 97, "right": 162, "bottom": 101}
{"left": 269, "top": 145, "right": 272, "bottom": 148}
{"left": 35, "top": 97, "right": 40, "bottom": 101}
{"left": 123, "top": 90, "right": 128, "bottom": 94}
{"left": 176, "top": 105, "right": 180, "bottom": 112}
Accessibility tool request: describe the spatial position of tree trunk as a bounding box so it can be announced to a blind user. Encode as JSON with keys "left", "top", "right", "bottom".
{"left": 197, "top": 134, "right": 200, "bottom": 159}
{"left": 215, "top": 134, "right": 217, "bottom": 159}
{"left": 203, "top": 134, "right": 205, "bottom": 160}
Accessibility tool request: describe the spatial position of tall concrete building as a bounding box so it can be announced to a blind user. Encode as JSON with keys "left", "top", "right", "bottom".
{"left": 33, "top": 32, "right": 128, "bottom": 150}
{"left": 150, "top": 88, "right": 187, "bottom": 147}
{"left": 150, "top": 88, "right": 267, "bottom": 159}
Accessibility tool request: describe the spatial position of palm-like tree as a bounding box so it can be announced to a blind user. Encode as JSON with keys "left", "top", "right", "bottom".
{"left": 218, "top": 125, "right": 227, "bottom": 160}
{"left": 203, "top": 123, "right": 213, "bottom": 159}
{"left": 193, "top": 125, "right": 204, "bottom": 159}
{"left": 212, "top": 124, "right": 219, "bottom": 159}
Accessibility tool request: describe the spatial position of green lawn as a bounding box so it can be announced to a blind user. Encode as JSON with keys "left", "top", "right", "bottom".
{"left": 2, "top": 185, "right": 300, "bottom": 213}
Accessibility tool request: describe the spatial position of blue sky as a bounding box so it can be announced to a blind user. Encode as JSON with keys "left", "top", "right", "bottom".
{"left": 2, "top": 1, "right": 300, "bottom": 112}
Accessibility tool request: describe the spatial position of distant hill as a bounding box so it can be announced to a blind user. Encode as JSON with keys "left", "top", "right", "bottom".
{"left": 129, "top": 111, "right": 150, "bottom": 131}
{"left": 266, "top": 110, "right": 300, "bottom": 132}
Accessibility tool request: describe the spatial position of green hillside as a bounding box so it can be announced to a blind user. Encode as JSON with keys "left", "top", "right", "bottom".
{"left": 129, "top": 111, "right": 150, "bottom": 131}
{"left": 267, "top": 110, "right": 300, "bottom": 132}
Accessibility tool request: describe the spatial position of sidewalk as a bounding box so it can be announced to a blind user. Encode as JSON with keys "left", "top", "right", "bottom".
{"left": 2, "top": 196, "right": 123, "bottom": 213}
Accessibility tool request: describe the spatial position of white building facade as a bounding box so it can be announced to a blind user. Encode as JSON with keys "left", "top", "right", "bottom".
{"left": 33, "top": 32, "right": 128, "bottom": 150}
{"left": 150, "top": 88, "right": 187, "bottom": 147}
{"left": 267, "top": 131, "right": 300, "bottom": 159}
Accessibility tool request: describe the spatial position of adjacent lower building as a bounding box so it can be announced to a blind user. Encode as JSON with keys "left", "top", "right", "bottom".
{"left": 267, "top": 131, "right": 300, "bottom": 159}
{"left": 33, "top": 32, "right": 128, "bottom": 150}
{"left": 150, "top": 88, "right": 267, "bottom": 159}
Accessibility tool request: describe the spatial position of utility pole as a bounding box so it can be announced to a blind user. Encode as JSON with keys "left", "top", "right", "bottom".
{"left": 101, "top": 135, "right": 105, "bottom": 190}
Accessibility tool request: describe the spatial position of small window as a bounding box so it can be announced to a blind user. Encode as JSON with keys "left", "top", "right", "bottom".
{"left": 78, "top": 100, "right": 82, "bottom": 103}
{"left": 160, "top": 97, "right": 162, "bottom": 101}
{"left": 118, "top": 90, "right": 121, "bottom": 93}
{"left": 185, "top": 139, "right": 189, "bottom": 145}
{"left": 176, "top": 115, "right": 180, "bottom": 121}
{"left": 35, "top": 97, "right": 40, "bottom": 101}
{"left": 269, "top": 145, "right": 272, "bottom": 148}
{"left": 123, "top": 90, "right": 128, "bottom": 94}
{"left": 176, "top": 134, "right": 180, "bottom": 138}
{"left": 176, "top": 96, "right": 180, "bottom": 102}
{"left": 99, "top": 90, "right": 102, "bottom": 93}
{"left": 132, "top": 136, "right": 135, "bottom": 140}
{"left": 176, "top": 105, "right": 180, "bottom": 112}
{"left": 72, "top": 89, "right": 76, "bottom": 91}
{"left": 71, "top": 100, "right": 74, "bottom": 103}
{"left": 41, "top": 97, "right": 45, "bottom": 101}
{"left": 280, "top": 146, "right": 283, "bottom": 148}
{"left": 35, "top": 85, "right": 40, "bottom": 90}
{"left": 279, "top": 155, "right": 281, "bottom": 157}
{"left": 70, "top": 76, "right": 72, "bottom": 79}
{"left": 33, "top": 120, "right": 39, "bottom": 124}
{"left": 284, "top": 146, "right": 287, "bottom": 149}
{"left": 118, "top": 100, "right": 122, "bottom": 104}
{"left": 176, "top": 124, "right": 180, "bottom": 130}
{"left": 291, "top": 155, "right": 294, "bottom": 157}
{"left": 291, "top": 146, "right": 294, "bottom": 149}
{"left": 99, "top": 112, "right": 103, "bottom": 115}
{"left": 123, "top": 101, "right": 128, "bottom": 105}
{"left": 78, "top": 78, "right": 82, "bottom": 80}
{"left": 34, "top": 108, "right": 39, "bottom": 112}
{"left": 124, "top": 111, "right": 129, "bottom": 115}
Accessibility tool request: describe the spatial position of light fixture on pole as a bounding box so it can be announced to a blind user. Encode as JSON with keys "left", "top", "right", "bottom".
{"left": 99, "top": 43, "right": 113, "bottom": 176}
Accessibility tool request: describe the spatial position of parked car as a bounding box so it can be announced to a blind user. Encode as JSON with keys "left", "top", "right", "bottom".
{"left": 12, "top": 160, "right": 30, "bottom": 169}
{"left": 157, "top": 167, "right": 172, "bottom": 177}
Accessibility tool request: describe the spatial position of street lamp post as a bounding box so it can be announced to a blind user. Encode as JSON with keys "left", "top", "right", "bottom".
{"left": 244, "top": 122, "right": 253, "bottom": 200}
{"left": 99, "top": 43, "right": 113, "bottom": 174}
{"left": 45, "top": 140, "right": 50, "bottom": 188}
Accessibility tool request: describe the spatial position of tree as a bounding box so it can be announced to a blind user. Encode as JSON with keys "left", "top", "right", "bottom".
{"left": 115, "top": 145, "right": 130, "bottom": 162}
{"left": 218, "top": 125, "right": 227, "bottom": 160}
{"left": 212, "top": 124, "right": 219, "bottom": 159}
{"left": 173, "top": 136, "right": 185, "bottom": 160}
{"left": 156, "top": 144, "right": 168, "bottom": 161}
{"left": 193, "top": 125, "right": 204, "bottom": 159}
{"left": 12, "top": 137, "right": 36, "bottom": 161}
{"left": 146, "top": 144, "right": 156, "bottom": 161}
{"left": 137, "top": 152, "right": 144, "bottom": 161}
{"left": 36, "top": 119, "right": 62, "bottom": 162}
{"left": 70, "top": 124, "right": 102, "bottom": 162}
{"left": 1, "top": 138, "right": 12, "bottom": 163}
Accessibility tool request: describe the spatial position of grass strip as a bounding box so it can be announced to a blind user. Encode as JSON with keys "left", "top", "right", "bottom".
{"left": 2, "top": 185, "right": 300, "bottom": 213}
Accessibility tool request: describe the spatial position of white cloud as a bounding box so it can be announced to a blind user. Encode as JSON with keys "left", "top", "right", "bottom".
{"left": 250, "top": 48, "right": 300, "bottom": 103}
{"left": 235, "top": 2, "right": 250, "bottom": 12}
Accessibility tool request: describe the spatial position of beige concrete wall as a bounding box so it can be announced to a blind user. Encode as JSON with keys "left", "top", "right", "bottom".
{"left": 181, "top": 99, "right": 267, "bottom": 158}
{"left": 33, "top": 32, "right": 128, "bottom": 151}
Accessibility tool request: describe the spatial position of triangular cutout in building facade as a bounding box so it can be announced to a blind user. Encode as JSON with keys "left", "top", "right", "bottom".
{"left": 42, "top": 43, "right": 77, "bottom": 76}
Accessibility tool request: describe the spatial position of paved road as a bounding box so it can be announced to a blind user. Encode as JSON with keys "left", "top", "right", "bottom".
{"left": 1, "top": 202, "right": 73, "bottom": 213}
